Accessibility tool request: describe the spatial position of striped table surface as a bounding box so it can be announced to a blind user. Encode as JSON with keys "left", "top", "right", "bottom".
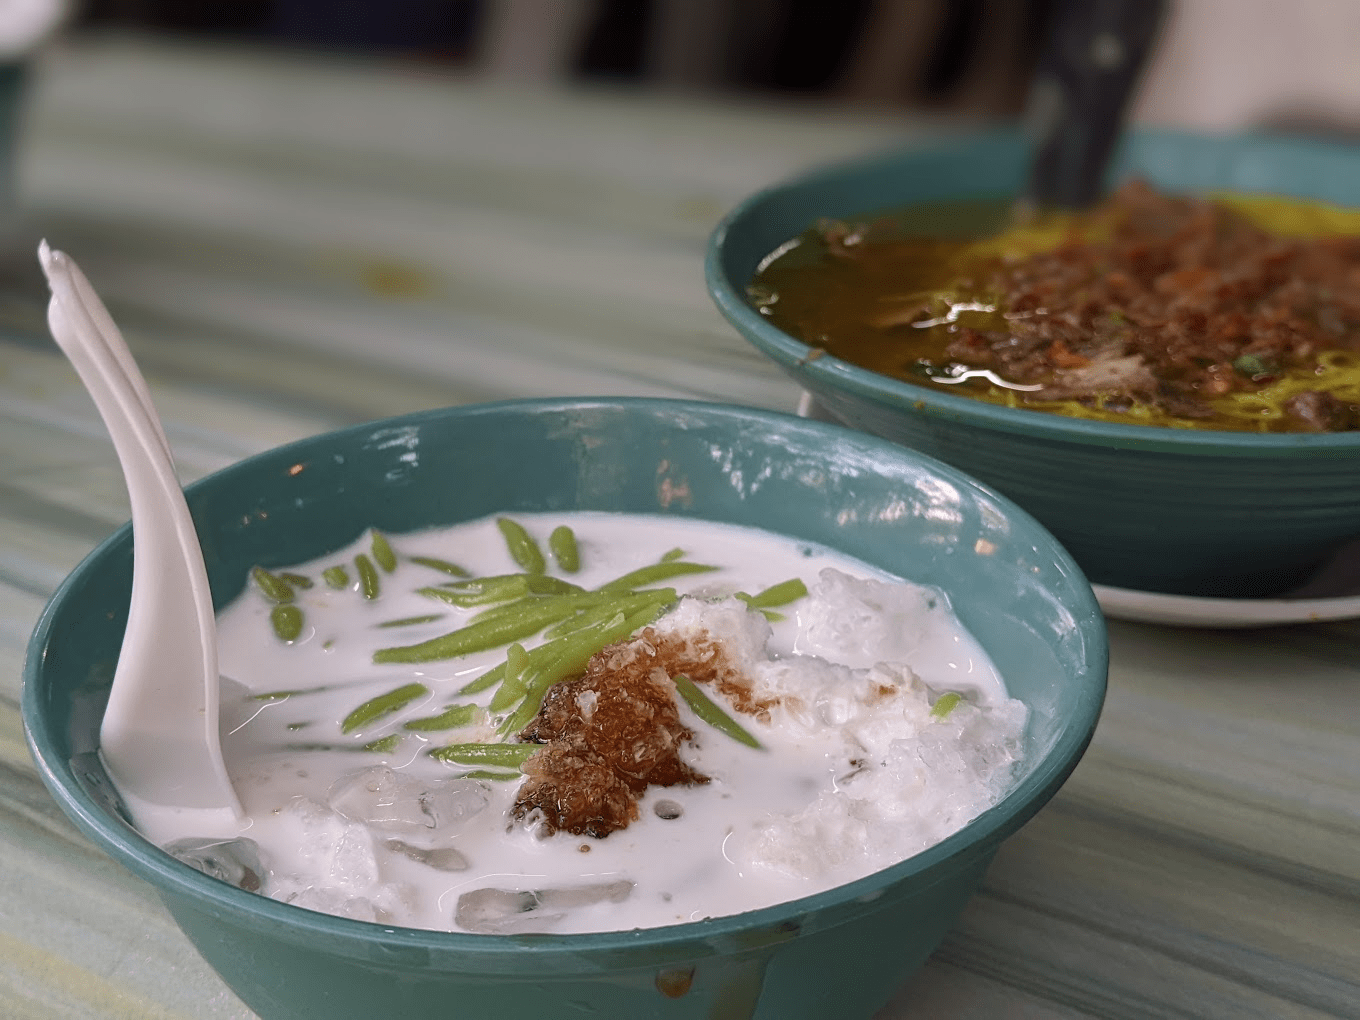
{"left": 0, "top": 34, "right": 1356, "bottom": 1020}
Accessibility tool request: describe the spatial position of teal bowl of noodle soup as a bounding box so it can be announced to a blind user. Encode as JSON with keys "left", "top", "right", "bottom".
{"left": 24, "top": 398, "right": 1105, "bottom": 1019}
{"left": 706, "top": 129, "right": 1360, "bottom": 597}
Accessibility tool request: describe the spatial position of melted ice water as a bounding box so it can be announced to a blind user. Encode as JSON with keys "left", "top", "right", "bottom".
{"left": 125, "top": 513, "right": 1027, "bottom": 933}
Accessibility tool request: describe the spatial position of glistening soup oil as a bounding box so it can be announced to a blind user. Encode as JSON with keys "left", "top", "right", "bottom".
{"left": 748, "top": 185, "right": 1360, "bottom": 433}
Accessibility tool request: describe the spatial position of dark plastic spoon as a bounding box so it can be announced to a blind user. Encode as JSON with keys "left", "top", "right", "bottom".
{"left": 1026, "top": 0, "right": 1169, "bottom": 209}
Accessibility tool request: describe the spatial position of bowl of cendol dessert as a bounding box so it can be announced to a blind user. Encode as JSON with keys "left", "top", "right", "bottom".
{"left": 706, "top": 128, "right": 1360, "bottom": 597}
{"left": 24, "top": 398, "right": 1106, "bottom": 1020}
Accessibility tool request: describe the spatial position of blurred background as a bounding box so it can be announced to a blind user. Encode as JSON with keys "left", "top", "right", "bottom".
{"left": 0, "top": 0, "right": 1354, "bottom": 420}
{"left": 44, "top": 0, "right": 1052, "bottom": 115}
{"left": 4, "top": 8, "right": 1359, "bottom": 1020}
{"left": 57, "top": 0, "right": 1360, "bottom": 135}
{"left": 0, "top": 0, "right": 1350, "bottom": 419}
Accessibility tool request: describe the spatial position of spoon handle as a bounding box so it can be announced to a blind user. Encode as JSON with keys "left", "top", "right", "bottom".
{"left": 1026, "top": 0, "right": 1168, "bottom": 209}
{"left": 58, "top": 255, "right": 175, "bottom": 462}
{"left": 40, "top": 242, "right": 239, "bottom": 817}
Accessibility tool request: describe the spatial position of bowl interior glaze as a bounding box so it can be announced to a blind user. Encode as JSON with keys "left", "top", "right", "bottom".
{"left": 706, "top": 129, "right": 1360, "bottom": 597}
{"left": 24, "top": 399, "right": 1107, "bottom": 1020}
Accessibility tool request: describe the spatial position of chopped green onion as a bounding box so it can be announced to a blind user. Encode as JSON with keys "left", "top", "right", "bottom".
{"left": 466, "top": 626, "right": 588, "bottom": 702}
{"left": 376, "top": 613, "right": 444, "bottom": 628}
{"left": 488, "top": 642, "right": 532, "bottom": 713}
{"left": 531, "top": 575, "right": 586, "bottom": 594}
{"left": 737, "top": 578, "right": 808, "bottom": 610}
{"left": 548, "top": 525, "right": 580, "bottom": 572}
{"left": 506, "top": 641, "right": 530, "bottom": 681}
{"left": 595, "top": 561, "right": 718, "bottom": 593}
{"left": 370, "top": 530, "right": 398, "bottom": 572}
{"left": 428, "top": 743, "right": 538, "bottom": 769}
{"left": 342, "top": 683, "right": 428, "bottom": 734}
{"left": 251, "top": 567, "right": 294, "bottom": 603}
{"left": 375, "top": 594, "right": 618, "bottom": 664}
{"left": 363, "top": 735, "right": 400, "bottom": 753}
{"left": 497, "top": 517, "right": 545, "bottom": 574}
{"left": 465, "top": 595, "right": 534, "bottom": 624}
{"left": 542, "top": 588, "right": 676, "bottom": 640}
{"left": 408, "top": 555, "right": 471, "bottom": 578}
{"left": 1232, "top": 353, "right": 1276, "bottom": 378}
{"left": 403, "top": 703, "right": 480, "bottom": 732}
{"left": 469, "top": 591, "right": 610, "bottom": 629}
{"left": 322, "top": 565, "right": 349, "bottom": 589}
{"left": 270, "top": 604, "right": 304, "bottom": 642}
{"left": 459, "top": 663, "right": 504, "bottom": 696}
{"left": 673, "top": 674, "right": 761, "bottom": 749}
{"left": 528, "top": 575, "right": 589, "bottom": 595}
{"left": 461, "top": 769, "right": 523, "bottom": 782}
{"left": 660, "top": 547, "right": 685, "bottom": 563}
{"left": 931, "top": 692, "right": 963, "bottom": 719}
{"left": 466, "top": 585, "right": 593, "bottom": 627}
{"left": 355, "top": 554, "right": 380, "bottom": 600}
{"left": 278, "top": 572, "right": 314, "bottom": 589}
{"left": 420, "top": 574, "right": 532, "bottom": 608}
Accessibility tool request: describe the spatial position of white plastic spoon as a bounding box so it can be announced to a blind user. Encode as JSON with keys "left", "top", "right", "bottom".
{"left": 40, "top": 241, "right": 241, "bottom": 828}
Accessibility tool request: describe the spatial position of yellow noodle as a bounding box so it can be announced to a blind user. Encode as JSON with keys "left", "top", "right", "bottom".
{"left": 1210, "top": 351, "right": 1360, "bottom": 428}
{"left": 960, "top": 352, "right": 1360, "bottom": 432}
{"left": 1212, "top": 193, "right": 1360, "bottom": 237}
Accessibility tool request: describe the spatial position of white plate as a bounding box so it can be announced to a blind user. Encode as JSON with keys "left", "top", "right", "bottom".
{"left": 794, "top": 392, "right": 1360, "bottom": 628}
{"left": 1091, "top": 576, "right": 1360, "bottom": 627}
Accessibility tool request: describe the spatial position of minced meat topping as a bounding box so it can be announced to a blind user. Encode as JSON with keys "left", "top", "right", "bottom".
{"left": 945, "top": 181, "right": 1360, "bottom": 427}
{"left": 512, "top": 627, "right": 766, "bottom": 838}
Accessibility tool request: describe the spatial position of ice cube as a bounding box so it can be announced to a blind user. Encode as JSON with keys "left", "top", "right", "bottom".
{"left": 796, "top": 568, "right": 935, "bottom": 668}
{"left": 163, "top": 837, "right": 265, "bottom": 892}
{"left": 270, "top": 800, "right": 417, "bottom": 921}
{"left": 287, "top": 796, "right": 382, "bottom": 892}
{"left": 383, "top": 838, "right": 468, "bottom": 872}
{"left": 271, "top": 879, "right": 386, "bottom": 923}
{"left": 328, "top": 765, "right": 490, "bottom": 833}
{"left": 455, "top": 880, "right": 634, "bottom": 934}
{"left": 649, "top": 595, "right": 773, "bottom": 668}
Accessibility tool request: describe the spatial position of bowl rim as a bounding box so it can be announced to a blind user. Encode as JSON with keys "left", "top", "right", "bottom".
{"left": 22, "top": 396, "right": 1108, "bottom": 962}
{"left": 704, "top": 127, "right": 1360, "bottom": 456}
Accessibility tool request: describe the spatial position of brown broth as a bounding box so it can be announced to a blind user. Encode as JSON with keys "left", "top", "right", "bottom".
{"left": 750, "top": 190, "right": 1360, "bottom": 433}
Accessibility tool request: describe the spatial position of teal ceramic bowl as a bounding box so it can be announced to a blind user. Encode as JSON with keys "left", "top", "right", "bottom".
{"left": 24, "top": 399, "right": 1106, "bottom": 1020}
{"left": 706, "top": 129, "right": 1360, "bottom": 597}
